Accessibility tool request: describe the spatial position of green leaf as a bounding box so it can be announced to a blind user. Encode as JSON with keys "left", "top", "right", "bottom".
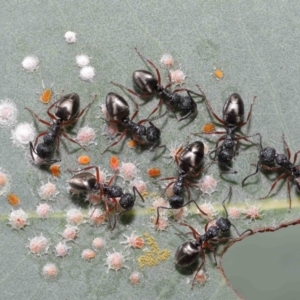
{"left": 1, "top": 1, "right": 300, "bottom": 299}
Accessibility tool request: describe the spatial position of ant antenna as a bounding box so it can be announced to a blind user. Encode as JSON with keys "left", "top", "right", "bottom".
{"left": 221, "top": 186, "right": 232, "bottom": 219}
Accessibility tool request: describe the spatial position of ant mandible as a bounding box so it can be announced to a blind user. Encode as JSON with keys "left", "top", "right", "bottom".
{"left": 101, "top": 92, "right": 162, "bottom": 154}
{"left": 155, "top": 141, "right": 207, "bottom": 224}
{"left": 111, "top": 48, "right": 205, "bottom": 121}
{"left": 26, "top": 93, "right": 96, "bottom": 164}
{"left": 195, "top": 86, "right": 257, "bottom": 173}
{"left": 242, "top": 133, "right": 300, "bottom": 210}
{"left": 175, "top": 186, "right": 252, "bottom": 288}
{"left": 68, "top": 165, "right": 144, "bottom": 229}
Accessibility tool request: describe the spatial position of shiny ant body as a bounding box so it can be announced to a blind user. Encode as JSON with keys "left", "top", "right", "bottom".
{"left": 175, "top": 187, "right": 252, "bottom": 288}
{"left": 196, "top": 87, "right": 257, "bottom": 173}
{"left": 102, "top": 92, "right": 161, "bottom": 154}
{"left": 68, "top": 165, "right": 144, "bottom": 229}
{"left": 242, "top": 134, "right": 300, "bottom": 209}
{"left": 155, "top": 141, "right": 207, "bottom": 223}
{"left": 111, "top": 48, "right": 205, "bottom": 121}
{"left": 26, "top": 93, "right": 95, "bottom": 164}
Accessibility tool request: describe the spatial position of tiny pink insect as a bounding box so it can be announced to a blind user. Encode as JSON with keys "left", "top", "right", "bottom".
{"left": 82, "top": 249, "right": 96, "bottom": 260}
{"left": 190, "top": 270, "right": 208, "bottom": 285}
{"left": 121, "top": 232, "right": 145, "bottom": 249}
{"left": 88, "top": 208, "right": 106, "bottom": 226}
{"left": 66, "top": 208, "right": 85, "bottom": 225}
{"left": 62, "top": 225, "right": 79, "bottom": 241}
{"left": 151, "top": 216, "right": 169, "bottom": 231}
{"left": 199, "top": 202, "right": 218, "bottom": 219}
{"left": 169, "top": 69, "right": 186, "bottom": 85}
{"left": 243, "top": 205, "right": 262, "bottom": 220}
{"left": 172, "top": 207, "right": 187, "bottom": 221}
{"left": 8, "top": 208, "right": 28, "bottom": 229}
{"left": 129, "top": 272, "right": 141, "bottom": 285}
{"left": 102, "top": 122, "right": 120, "bottom": 139}
{"left": 228, "top": 206, "right": 241, "bottom": 220}
{"left": 38, "top": 181, "right": 59, "bottom": 200}
{"left": 42, "top": 263, "right": 58, "bottom": 279}
{"left": 36, "top": 203, "right": 53, "bottom": 218}
{"left": 160, "top": 54, "right": 174, "bottom": 68}
{"left": 55, "top": 242, "right": 70, "bottom": 257}
{"left": 92, "top": 237, "right": 106, "bottom": 250}
{"left": 119, "top": 162, "right": 137, "bottom": 181}
{"left": 76, "top": 126, "right": 97, "bottom": 146}
{"left": 198, "top": 175, "right": 218, "bottom": 195}
{"left": 28, "top": 234, "right": 50, "bottom": 256}
{"left": 131, "top": 180, "right": 147, "bottom": 196}
{"left": 105, "top": 250, "right": 127, "bottom": 272}
{"left": 152, "top": 197, "right": 168, "bottom": 209}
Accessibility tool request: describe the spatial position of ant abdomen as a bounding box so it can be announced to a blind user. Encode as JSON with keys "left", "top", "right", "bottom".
{"left": 175, "top": 241, "right": 200, "bottom": 267}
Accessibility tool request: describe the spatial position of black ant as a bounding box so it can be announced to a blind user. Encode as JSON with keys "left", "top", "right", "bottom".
{"left": 102, "top": 92, "right": 162, "bottom": 154}
{"left": 242, "top": 134, "right": 300, "bottom": 210}
{"left": 195, "top": 86, "right": 257, "bottom": 173}
{"left": 155, "top": 141, "right": 207, "bottom": 224}
{"left": 175, "top": 187, "right": 252, "bottom": 288}
{"left": 111, "top": 48, "right": 205, "bottom": 121}
{"left": 25, "top": 93, "right": 96, "bottom": 164}
{"left": 68, "top": 165, "right": 144, "bottom": 229}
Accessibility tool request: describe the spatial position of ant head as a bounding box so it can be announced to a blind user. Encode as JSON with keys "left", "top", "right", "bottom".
{"left": 216, "top": 217, "right": 231, "bottom": 233}
{"left": 36, "top": 143, "right": 54, "bottom": 159}
{"left": 260, "top": 146, "right": 276, "bottom": 163}
{"left": 146, "top": 122, "right": 160, "bottom": 142}
{"left": 169, "top": 195, "right": 184, "bottom": 209}
{"left": 175, "top": 241, "right": 200, "bottom": 267}
{"left": 119, "top": 193, "right": 134, "bottom": 211}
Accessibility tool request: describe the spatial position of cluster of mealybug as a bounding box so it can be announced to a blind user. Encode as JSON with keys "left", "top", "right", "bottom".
{"left": 23, "top": 48, "right": 298, "bottom": 288}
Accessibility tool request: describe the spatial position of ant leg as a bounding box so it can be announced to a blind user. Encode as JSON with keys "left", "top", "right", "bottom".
{"left": 60, "top": 131, "right": 87, "bottom": 150}
{"left": 221, "top": 187, "right": 232, "bottom": 219}
{"left": 132, "top": 186, "right": 145, "bottom": 203}
{"left": 46, "top": 99, "right": 61, "bottom": 120}
{"left": 110, "top": 81, "right": 151, "bottom": 99}
{"left": 29, "top": 142, "right": 38, "bottom": 161}
{"left": 135, "top": 48, "right": 162, "bottom": 85}
{"left": 282, "top": 134, "right": 291, "bottom": 160}
{"left": 260, "top": 165, "right": 282, "bottom": 172}
{"left": 287, "top": 177, "right": 292, "bottom": 210}
{"left": 293, "top": 149, "right": 300, "bottom": 164}
{"left": 155, "top": 206, "right": 169, "bottom": 225}
{"left": 239, "top": 96, "right": 257, "bottom": 127}
{"left": 259, "top": 172, "right": 288, "bottom": 200}
{"left": 191, "top": 247, "right": 205, "bottom": 289}
{"left": 147, "top": 97, "right": 164, "bottom": 120}
{"left": 231, "top": 224, "right": 253, "bottom": 236}
{"left": 101, "top": 129, "right": 128, "bottom": 154}
{"left": 179, "top": 222, "right": 201, "bottom": 239}
{"left": 183, "top": 200, "right": 207, "bottom": 216}
{"left": 33, "top": 131, "right": 47, "bottom": 147}
{"left": 173, "top": 88, "right": 205, "bottom": 100}
{"left": 25, "top": 107, "right": 51, "bottom": 127}
{"left": 200, "top": 95, "right": 226, "bottom": 126}
{"left": 63, "top": 95, "right": 97, "bottom": 127}
{"left": 242, "top": 161, "right": 261, "bottom": 186}
{"left": 206, "top": 242, "right": 217, "bottom": 264}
